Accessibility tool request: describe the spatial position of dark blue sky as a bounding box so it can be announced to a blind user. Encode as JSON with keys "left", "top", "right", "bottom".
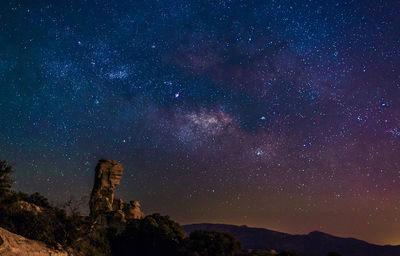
{"left": 0, "top": 0, "right": 399, "bottom": 245}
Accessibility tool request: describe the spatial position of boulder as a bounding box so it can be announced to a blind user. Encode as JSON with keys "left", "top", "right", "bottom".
{"left": 15, "top": 200, "right": 42, "bottom": 214}
{"left": 124, "top": 200, "right": 145, "bottom": 220}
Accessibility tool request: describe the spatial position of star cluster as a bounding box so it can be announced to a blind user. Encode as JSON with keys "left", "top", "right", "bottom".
{"left": 0, "top": 0, "right": 399, "bottom": 245}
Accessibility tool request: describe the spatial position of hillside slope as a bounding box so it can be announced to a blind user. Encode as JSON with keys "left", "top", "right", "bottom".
{"left": 0, "top": 227, "right": 70, "bottom": 256}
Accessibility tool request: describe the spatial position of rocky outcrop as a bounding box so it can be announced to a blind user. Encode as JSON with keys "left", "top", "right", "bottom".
{"left": 89, "top": 159, "right": 124, "bottom": 222}
{"left": 13, "top": 201, "right": 42, "bottom": 214}
{"left": 0, "top": 227, "right": 70, "bottom": 256}
{"left": 89, "top": 159, "right": 144, "bottom": 227}
{"left": 124, "top": 200, "right": 145, "bottom": 220}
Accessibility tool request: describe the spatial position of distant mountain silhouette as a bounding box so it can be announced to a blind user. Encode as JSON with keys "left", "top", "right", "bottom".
{"left": 183, "top": 224, "right": 400, "bottom": 256}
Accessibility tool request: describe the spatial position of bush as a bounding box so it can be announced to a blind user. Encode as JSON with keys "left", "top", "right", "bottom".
{"left": 0, "top": 190, "right": 109, "bottom": 255}
{"left": 328, "top": 253, "right": 343, "bottom": 256}
{"left": 71, "top": 226, "right": 111, "bottom": 256}
{"left": 182, "top": 230, "right": 242, "bottom": 256}
{"left": 0, "top": 191, "right": 70, "bottom": 247}
{"left": 111, "top": 213, "right": 185, "bottom": 256}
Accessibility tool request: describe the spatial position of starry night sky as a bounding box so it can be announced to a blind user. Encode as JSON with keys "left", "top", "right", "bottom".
{"left": 1, "top": 0, "right": 399, "bottom": 245}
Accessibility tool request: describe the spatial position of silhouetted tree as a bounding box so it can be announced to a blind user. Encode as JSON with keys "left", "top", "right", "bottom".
{"left": 182, "top": 230, "right": 242, "bottom": 256}
{"left": 328, "top": 252, "right": 343, "bottom": 256}
{"left": 0, "top": 160, "right": 13, "bottom": 200}
{"left": 111, "top": 213, "right": 185, "bottom": 256}
{"left": 63, "top": 195, "right": 88, "bottom": 216}
{"left": 71, "top": 225, "right": 111, "bottom": 256}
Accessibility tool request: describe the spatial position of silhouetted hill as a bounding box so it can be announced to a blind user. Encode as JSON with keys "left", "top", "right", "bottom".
{"left": 183, "top": 224, "right": 400, "bottom": 256}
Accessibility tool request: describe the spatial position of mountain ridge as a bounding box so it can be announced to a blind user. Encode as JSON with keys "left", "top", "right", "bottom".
{"left": 183, "top": 223, "right": 400, "bottom": 256}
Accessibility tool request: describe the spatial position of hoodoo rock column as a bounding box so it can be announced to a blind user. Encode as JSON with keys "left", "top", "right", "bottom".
{"left": 89, "top": 159, "right": 144, "bottom": 226}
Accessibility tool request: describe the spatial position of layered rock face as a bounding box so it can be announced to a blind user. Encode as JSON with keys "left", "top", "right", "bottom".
{"left": 89, "top": 159, "right": 124, "bottom": 220}
{"left": 89, "top": 159, "right": 144, "bottom": 226}
{"left": 0, "top": 227, "right": 69, "bottom": 256}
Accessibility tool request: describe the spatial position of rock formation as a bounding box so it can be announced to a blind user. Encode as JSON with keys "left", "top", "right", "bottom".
{"left": 124, "top": 200, "right": 145, "bottom": 220}
{"left": 89, "top": 159, "right": 124, "bottom": 221}
{"left": 89, "top": 159, "right": 144, "bottom": 226}
{"left": 13, "top": 200, "right": 42, "bottom": 215}
{"left": 0, "top": 227, "right": 69, "bottom": 256}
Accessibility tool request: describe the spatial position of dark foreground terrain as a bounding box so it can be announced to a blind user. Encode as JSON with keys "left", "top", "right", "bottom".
{"left": 1, "top": 159, "right": 397, "bottom": 256}
{"left": 184, "top": 224, "right": 400, "bottom": 256}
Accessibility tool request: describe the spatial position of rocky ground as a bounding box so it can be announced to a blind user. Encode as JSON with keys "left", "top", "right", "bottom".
{"left": 0, "top": 227, "right": 69, "bottom": 256}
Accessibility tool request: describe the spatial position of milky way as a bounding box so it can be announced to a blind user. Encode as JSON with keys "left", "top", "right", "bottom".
{"left": 0, "top": 0, "right": 399, "bottom": 245}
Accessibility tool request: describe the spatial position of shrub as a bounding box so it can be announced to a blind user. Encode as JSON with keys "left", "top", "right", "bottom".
{"left": 328, "top": 253, "right": 343, "bottom": 256}
{"left": 111, "top": 213, "right": 185, "bottom": 256}
{"left": 182, "top": 230, "right": 242, "bottom": 256}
